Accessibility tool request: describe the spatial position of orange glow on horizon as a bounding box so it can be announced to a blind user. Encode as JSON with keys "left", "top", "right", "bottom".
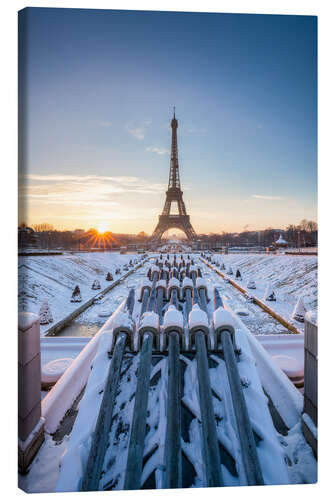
{"left": 79, "top": 227, "right": 118, "bottom": 249}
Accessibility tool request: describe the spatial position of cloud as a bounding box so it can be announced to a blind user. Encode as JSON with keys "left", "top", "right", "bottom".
{"left": 251, "top": 194, "right": 283, "bottom": 200}
{"left": 146, "top": 146, "right": 168, "bottom": 155}
{"left": 20, "top": 174, "right": 165, "bottom": 209}
{"left": 126, "top": 120, "right": 151, "bottom": 140}
{"left": 26, "top": 174, "right": 141, "bottom": 183}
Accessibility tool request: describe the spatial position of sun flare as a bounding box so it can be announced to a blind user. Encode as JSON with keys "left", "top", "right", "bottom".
{"left": 98, "top": 222, "right": 108, "bottom": 234}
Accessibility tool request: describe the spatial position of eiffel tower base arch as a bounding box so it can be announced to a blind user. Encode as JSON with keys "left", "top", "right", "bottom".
{"left": 152, "top": 215, "right": 196, "bottom": 242}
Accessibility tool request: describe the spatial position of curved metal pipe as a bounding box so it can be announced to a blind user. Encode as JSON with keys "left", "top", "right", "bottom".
{"left": 140, "top": 288, "right": 150, "bottom": 317}
{"left": 198, "top": 288, "right": 208, "bottom": 314}
{"left": 170, "top": 288, "right": 179, "bottom": 309}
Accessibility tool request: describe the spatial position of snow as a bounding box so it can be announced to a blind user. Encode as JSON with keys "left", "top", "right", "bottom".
{"left": 150, "top": 264, "right": 160, "bottom": 273}
{"left": 255, "top": 334, "right": 304, "bottom": 378}
{"left": 213, "top": 307, "right": 236, "bottom": 332}
{"left": 156, "top": 279, "right": 167, "bottom": 289}
{"left": 211, "top": 325, "right": 290, "bottom": 486}
{"left": 205, "top": 253, "right": 317, "bottom": 334}
{"left": 19, "top": 252, "right": 317, "bottom": 492}
{"left": 41, "top": 358, "right": 74, "bottom": 384}
{"left": 168, "top": 276, "right": 180, "bottom": 289}
{"left": 263, "top": 284, "right": 276, "bottom": 301}
{"left": 139, "top": 310, "right": 160, "bottom": 332}
{"left": 40, "top": 337, "right": 91, "bottom": 367}
{"left": 235, "top": 307, "right": 249, "bottom": 316}
{"left": 241, "top": 328, "right": 304, "bottom": 429}
{"left": 163, "top": 304, "right": 184, "bottom": 330}
{"left": 247, "top": 279, "right": 256, "bottom": 289}
{"left": 182, "top": 276, "right": 193, "bottom": 289}
{"left": 271, "top": 355, "right": 304, "bottom": 379}
{"left": 39, "top": 298, "right": 53, "bottom": 325}
{"left": 279, "top": 422, "right": 317, "bottom": 484}
{"left": 112, "top": 310, "right": 134, "bottom": 332}
{"left": 18, "top": 311, "right": 39, "bottom": 331}
{"left": 19, "top": 433, "right": 68, "bottom": 493}
{"left": 291, "top": 297, "right": 307, "bottom": 322}
{"left": 195, "top": 277, "right": 207, "bottom": 289}
{"left": 18, "top": 252, "right": 142, "bottom": 335}
{"left": 302, "top": 413, "right": 317, "bottom": 440}
{"left": 42, "top": 300, "right": 126, "bottom": 434}
{"left": 188, "top": 303, "right": 209, "bottom": 330}
{"left": 305, "top": 310, "right": 317, "bottom": 326}
{"left": 276, "top": 234, "right": 288, "bottom": 245}
{"left": 55, "top": 331, "right": 120, "bottom": 492}
{"left": 91, "top": 279, "right": 101, "bottom": 290}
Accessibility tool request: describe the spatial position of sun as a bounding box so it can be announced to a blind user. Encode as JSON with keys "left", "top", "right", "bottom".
{"left": 98, "top": 222, "right": 109, "bottom": 234}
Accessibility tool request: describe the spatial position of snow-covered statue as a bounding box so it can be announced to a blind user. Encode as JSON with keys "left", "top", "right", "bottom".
{"left": 39, "top": 298, "right": 53, "bottom": 324}
{"left": 291, "top": 297, "right": 307, "bottom": 323}
{"left": 264, "top": 284, "right": 276, "bottom": 302}
{"left": 235, "top": 269, "right": 242, "bottom": 279}
{"left": 71, "top": 285, "right": 82, "bottom": 303}
{"left": 247, "top": 279, "right": 256, "bottom": 289}
{"left": 106, "top": 272, "right": 113, "bottom": 281}
{"left": 244, "top": 293, "right": 254, "bottom": 303}
{"left": 92, "top": 279, "right": 101, "bottom": 290}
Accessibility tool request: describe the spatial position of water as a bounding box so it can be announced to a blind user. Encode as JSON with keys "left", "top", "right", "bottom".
{"left": 58, "top": 321, "right": 101, "bottom": 337}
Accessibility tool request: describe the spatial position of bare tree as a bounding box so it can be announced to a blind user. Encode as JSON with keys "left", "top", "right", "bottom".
{"left": 32, "top": 223, "right": 55, "bottom": 232}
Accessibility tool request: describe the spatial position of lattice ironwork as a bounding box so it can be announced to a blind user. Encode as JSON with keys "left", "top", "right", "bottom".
{"left": 152, "top": 110, "right": 197, "bottom": 242}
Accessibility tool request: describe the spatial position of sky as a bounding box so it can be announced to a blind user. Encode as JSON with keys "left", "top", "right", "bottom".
{"left": 18, "top": 8, "right": 317, "bottom": 235}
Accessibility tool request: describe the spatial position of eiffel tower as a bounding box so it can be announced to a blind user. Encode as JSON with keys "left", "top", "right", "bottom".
{"left": 151, "top": 110, "right": 197, "bottom": 242}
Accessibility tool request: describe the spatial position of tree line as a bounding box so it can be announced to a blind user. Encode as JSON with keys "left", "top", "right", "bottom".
{"left": 18, "top": 219, "right": 317, "bottom": 249}
{"left": 196, "top": 219, "right": 317, "bottom": 248}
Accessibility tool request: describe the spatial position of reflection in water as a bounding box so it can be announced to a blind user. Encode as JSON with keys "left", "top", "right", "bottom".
{"left": 58, "top": 321, "right": 101, "bottom": 337}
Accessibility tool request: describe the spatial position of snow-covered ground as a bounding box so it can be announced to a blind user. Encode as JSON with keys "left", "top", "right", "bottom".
{"left": 18, "top": 252, "right": 147, "bottom": 335}
{"left": 19, "top": 252, "right": 317, "bottom": 337}
{"left": 18, "top": 252, "right": 317, "bottom": 493}
{"left": 202, "top": 254, "right": 317, "bottom": 335}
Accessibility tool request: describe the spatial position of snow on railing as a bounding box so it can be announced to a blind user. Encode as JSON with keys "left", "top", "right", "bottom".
{"left": 42, "top": 299, "right": 127, "bottom": 434}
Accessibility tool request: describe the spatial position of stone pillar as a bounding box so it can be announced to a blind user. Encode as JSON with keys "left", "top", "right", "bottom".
{"left": 18, "top": 312, "right": 45, "bottom": 472}
{"left": 302, "top": 312, "right": 317, "bottom": 457}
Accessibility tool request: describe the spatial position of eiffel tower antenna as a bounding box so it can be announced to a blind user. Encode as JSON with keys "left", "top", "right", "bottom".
{"left": 151, "top": 111, "right": 197, "bottom": 242}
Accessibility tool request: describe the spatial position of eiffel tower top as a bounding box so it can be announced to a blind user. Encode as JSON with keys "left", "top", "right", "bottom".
{"left": 168, "top": 108, "right": 180, "bottom": 190}
{"left": 171, "top": 106, "right": 178, "bottom": 129}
